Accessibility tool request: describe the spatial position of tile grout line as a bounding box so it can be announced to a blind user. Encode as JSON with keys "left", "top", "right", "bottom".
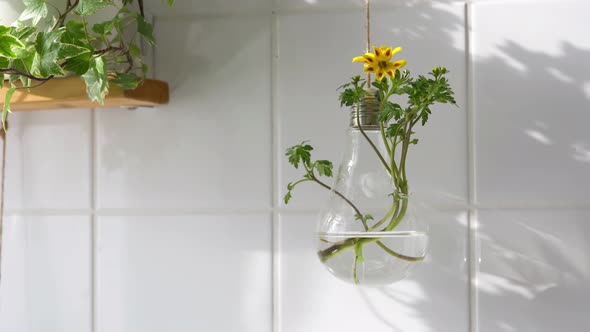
{"left": 465, "top": 1, "right": 478, "bottom": 332}
{"left": 468, "top": 208, "right": 479, "bottom": 332}
{"left": 90, "top": 108, "right": 99, "bottom": 332}
{"left": 270, "top": 8, "right": 280, "bottom": 332}
{"left": 3, "top": 202, "right": 590, "bottom": 217}
{"left": 154, "top": 1, "right": 469, "bottom": 19}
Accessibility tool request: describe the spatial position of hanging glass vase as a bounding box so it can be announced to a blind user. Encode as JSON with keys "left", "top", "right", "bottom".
{"left": 316, "top": 89, "right": 428, "bottom": 286}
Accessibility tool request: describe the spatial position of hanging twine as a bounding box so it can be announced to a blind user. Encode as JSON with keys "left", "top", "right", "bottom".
{"left": 0, "top": 121, "right": 7, "bottom": 285}
{"left": 365, "top": 0, "right": 371, "bottom": 88}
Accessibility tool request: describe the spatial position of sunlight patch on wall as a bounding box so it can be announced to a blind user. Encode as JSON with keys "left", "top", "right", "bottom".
{"left": 524, "top": 129, "right": 552, "bottom": 145}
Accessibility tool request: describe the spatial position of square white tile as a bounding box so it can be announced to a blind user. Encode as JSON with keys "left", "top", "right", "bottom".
{"left": 96, "top": 214, "right": 272, "bottom": 332}
{"left": 278, "top": 210, "right": 468, "bottom": 332}
{"left": 0, "top": 215, "right": 92, "bottom": 332}
{"left": 278, "top": 4, "right": 468, "bottom": 210}
{"left": 97, "top": 16, "right": 272, "bottom": 210}
{"left": 472, "top": 1, "right": 590, "bottom": 206}
{"left": 3, "top": 110, "right": 92, "bottom": 210}
{"left": 476, "top": 209, "right": 590, "bottom": 332}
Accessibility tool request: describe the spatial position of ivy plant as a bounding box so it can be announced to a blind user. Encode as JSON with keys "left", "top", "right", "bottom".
{"left": 0, "top": 0, "right": 175, "bottom": 127}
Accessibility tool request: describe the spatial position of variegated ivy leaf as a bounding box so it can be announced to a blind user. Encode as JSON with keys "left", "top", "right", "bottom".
{"left": 19, "top": 0, "right": 48, "bottom": 26}
{"left": 74, "top": 0, "right": 113, "bottom": 17}
{"left": 82, "top": 56, "right": 108, "bottom": 104}
{"left": 0, "top": 28, "right": 25, "bottom": 59}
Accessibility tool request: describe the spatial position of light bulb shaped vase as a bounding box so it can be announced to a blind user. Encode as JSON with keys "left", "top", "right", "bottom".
{"left": 316, "top": 90, "right": 428, "bottom": 286}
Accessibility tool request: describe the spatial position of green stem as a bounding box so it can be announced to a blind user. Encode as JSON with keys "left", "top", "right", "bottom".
{"left": 353, "top": 243, "right": 363, "bottom": 284}
{"left": 380, "top": 121, "right": 392, "bottom": 160}
{"left": 318, "top": 196, "right": 413, "bottom": 263}
{"left": 289, "top": 178, "right": 312, "bottom": 188}
{"left": 385, "top": 197, "right": 408, "bottom": 231}
{"left": 399, "top": 120, "right": 411, "bottom": 182}
{"left": 356, "top": 101, "right": 391, "bottom": 174}
{"left": 53, "top": 0, "right": 80, "bottom": 30}
{"left": 368, "top": 198, "right": 398, "bottom": 231}
{"left": 311, "top": 176, "right": 368, "bottom": 231}
{"left": 302, "top": 162, "right": 369, "bottom": 230}
{"left": 375, "top": 241, "right": 424, "bottom": 262}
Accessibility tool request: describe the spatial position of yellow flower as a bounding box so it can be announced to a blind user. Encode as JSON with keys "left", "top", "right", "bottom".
{"left": 352, "top": 46, "right": 407, "bottom": 81}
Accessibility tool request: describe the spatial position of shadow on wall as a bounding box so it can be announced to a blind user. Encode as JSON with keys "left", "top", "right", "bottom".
{"left": 285, "top": 2, "right": 590, "bottom": 332}
{"left": 476, "top": 211, "right": 590, "bottom": 332}
{"left": 476, "top": 40, "right": 590, "bottom": 203}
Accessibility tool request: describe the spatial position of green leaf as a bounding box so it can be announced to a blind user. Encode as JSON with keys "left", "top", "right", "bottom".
{"left": 386, "top": 123, "right": 402, "bottom": 138}
{"left": 92, "top": 21, "right": 115, "bottom": 35}
{"left": 58, "top": 43, "right": 91, "bottom": 61}
{"left": 129, "top": 44, "right": 141, "bottom": 57}
{"left": 19, "top": 0, "right": 48, "bottom": 25}
{"left": 110, "top": 72, "right": 139, "bottom": 90}
{"left": 286, "top": 142, "right": 313, "bottom": 169}
{"left": 166, "top": 0, "right": 175, "bottom": 6}
{"left": 0, "top": 57, "right": 8, "bottom": 68}
{"left": 2, "top": 87, "right": 16, "bottom": 130}
{"left": 136, "top": 15, "right": 155, "bottom": 45}
{"left": 315, "top": 160, "right": 333, "bottom": 177}
{"left": 0, "top": 34, "right": 25, "bottom": 58}
{"left": 12, "top": 48, "right": 35, "bottom": 77}
{"left": 9, "top": 25, "right": 37, "bottom": 40}
{"left": 82, "top": 56, "right": 108, "bottom": 104}
{"left": 62, "top": 20, "right": 91, "bottom": 46}
{"left": 337, "top": 76, "right": 366, "bottom": 108}
{"left": 74, "top": 0, "right": 112, "bottom": 16}
{"left": 284, "top": 191, "right": 292, "bottom": 204}
{"left": 33, "top": 31, "right": 65, "bottom": 77}
{"left": 63, "top": 52, "right": 91, "bottom": 76}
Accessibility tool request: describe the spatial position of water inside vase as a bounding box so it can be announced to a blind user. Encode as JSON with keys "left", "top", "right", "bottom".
{"left": 316, "top": 231, "right": 428, "bottom": 286}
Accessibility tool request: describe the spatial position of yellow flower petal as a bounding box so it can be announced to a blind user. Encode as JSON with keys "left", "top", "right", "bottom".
{"left": 379, "top": 46, "right": 394, "bottom": 61}
{"left": 391, "top": 59, "right": 407, "bottom": 69}
{"left": 352, "top": 53, "right": 376, "bottom": 63}
{"left": 352, "top": 55, "right": 367, "bottom": 63}
{"left": 376, "top": 71, "right": 385, "bottom": 81}
{"left": 363, "top": 54, "right": 375, "bottom": 63}
{"left": 373, "top": 46, "right": 381, "bottom": 57}
{"left": 364, "top": 64, "right": 376, "bottom": 73}
{"left": 391, "top": 47, "right": 402, "bottom": 56}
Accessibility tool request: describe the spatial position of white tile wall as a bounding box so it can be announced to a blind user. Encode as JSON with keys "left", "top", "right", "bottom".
{"left": 97, "top": 16, "right": 272, "bottom": 210}
{"left": 4, "top": 110, "right": 92, "bottom": 210}
{"left": 472, "top": 1, "right": 590, "bottom": 207}
{"left": 476, "top": 209, "right": 590, "bottom": 332}
{"left": 96, "top": 214, "right": 271, "bottom": 332}
{"left": 0, "top": 216, "right": 92, "bottom": 332}
{"left": 1, "top": 1, "right": 589, "bottom": 332}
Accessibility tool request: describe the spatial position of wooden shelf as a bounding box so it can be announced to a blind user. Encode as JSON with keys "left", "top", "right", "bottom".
{"left": 1, "top": 77, "right": 169, "bottom": 111}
